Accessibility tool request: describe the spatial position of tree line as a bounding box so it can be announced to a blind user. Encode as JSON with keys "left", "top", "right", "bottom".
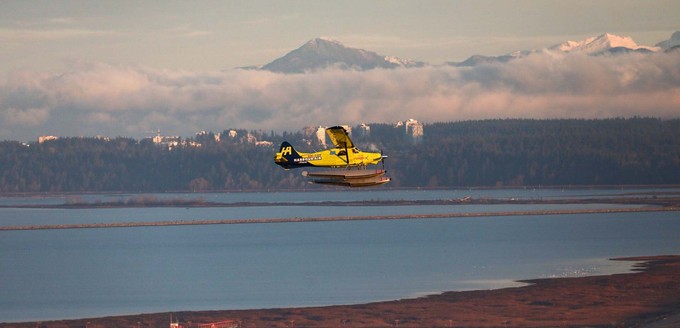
{"left": 1, "top": 118, "right": 678, "bottom": 192}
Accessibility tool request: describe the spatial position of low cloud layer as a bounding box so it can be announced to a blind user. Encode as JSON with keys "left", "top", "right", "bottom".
{"left": 1, "top": 51, "right": 679, "bottom": 141}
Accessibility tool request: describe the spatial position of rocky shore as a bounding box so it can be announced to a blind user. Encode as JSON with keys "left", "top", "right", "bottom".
{"left": 3, "top": 255, "right": 680, "bottom": 328}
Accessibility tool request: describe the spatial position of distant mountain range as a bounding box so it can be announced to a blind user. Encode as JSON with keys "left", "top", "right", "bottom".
{"left": 451, "top": 33, "right": 667, "bottom": 67}
{"left": 257, "top": 32, "right": 679, "bottom": 73}
{"left": 548, "top": 32, "right": 658, "bottom": 54}
{"left": 261, "top": 37, "right": 425, "bottom": 73}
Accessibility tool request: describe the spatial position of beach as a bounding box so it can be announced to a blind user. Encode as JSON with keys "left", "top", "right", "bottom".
{"left": 3, "top": 255, "right": 680, "bottom": 327}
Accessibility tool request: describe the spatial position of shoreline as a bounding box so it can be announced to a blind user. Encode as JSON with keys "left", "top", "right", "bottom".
{"left": 3, "top": 255, "right": 680, "bottom": 327}
{"left": 2, "top": 194, "right": 679, "bottom": 231}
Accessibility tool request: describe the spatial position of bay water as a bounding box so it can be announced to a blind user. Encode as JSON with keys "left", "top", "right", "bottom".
{"left": 1, "top": 188, "right": 679, "bottom": 322}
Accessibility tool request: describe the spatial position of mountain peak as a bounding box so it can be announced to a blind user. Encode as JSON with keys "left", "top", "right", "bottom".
{"left": 261, "top": 37, "right": 423, "bottom": 73}
{"left": 597, "top": 32, "right": 638, "bottom": 48}
{"left": 549, "top": 33, "right": 658, "bottom": 54}
{"left": 307, "top": 37, "right": 342, "bottom": 45}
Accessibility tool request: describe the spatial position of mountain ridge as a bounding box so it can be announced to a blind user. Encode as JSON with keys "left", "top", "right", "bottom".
{"left": 261, "top": 37, "right": 424, "bottom": 73}
{"left": 450, "top": 32, "right": 673, "bottom": 67}
{"left": 260, "top": 32, "right": 678, "bottom": 72}
{"left": 549, "top": 33, "right": 659, "bottom": 54}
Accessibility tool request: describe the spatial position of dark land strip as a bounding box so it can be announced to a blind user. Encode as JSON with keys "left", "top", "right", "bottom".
{"left": 2, "top": 196, "right": 680, "bottom": 231}
{"left": 1, "top": 205, "right": 679, "bottom": 231}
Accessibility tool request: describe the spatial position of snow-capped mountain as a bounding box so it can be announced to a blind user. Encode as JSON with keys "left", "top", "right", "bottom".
{"left": 258, "top": 32, "right": 674, "bottom": 72}
{"left": 261, "top": 37, "right": 425, "bottom": 73}
{"left": 548, "top": 33, "right": 659, "bottom": 54}
{"left": 450, "top": 32, "right": 664, "bottom": 67}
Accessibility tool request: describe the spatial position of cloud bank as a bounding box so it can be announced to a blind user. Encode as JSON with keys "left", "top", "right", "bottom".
{"left": 1, "top": 51, "right": 679, "bottom": 141}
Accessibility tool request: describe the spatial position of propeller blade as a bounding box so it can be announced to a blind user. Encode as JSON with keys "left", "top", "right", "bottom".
{"left": 380, "top": 149, "right": 386, "bottom": 170}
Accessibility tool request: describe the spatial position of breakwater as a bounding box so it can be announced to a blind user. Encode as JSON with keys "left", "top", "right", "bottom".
{"left": 2, "top": 206, "right": 678, "bottom": 231}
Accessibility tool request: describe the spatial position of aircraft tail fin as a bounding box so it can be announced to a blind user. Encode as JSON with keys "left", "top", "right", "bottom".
{"left": 275, "top": 141, "right": 304, "bottom": 168}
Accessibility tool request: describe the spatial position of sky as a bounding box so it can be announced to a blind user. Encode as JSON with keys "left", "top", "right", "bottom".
{"left": 1, "top": 0, "right": 679, "bottom": 141}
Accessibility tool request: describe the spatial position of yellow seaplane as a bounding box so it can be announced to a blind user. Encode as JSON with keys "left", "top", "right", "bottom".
{"left": 274, "top": 126, "right": 390, "bottom": 187}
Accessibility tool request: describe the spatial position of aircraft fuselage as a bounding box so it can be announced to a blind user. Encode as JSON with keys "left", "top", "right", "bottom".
{"left": 274, "top": 142, "right": 383, "bottom": 169}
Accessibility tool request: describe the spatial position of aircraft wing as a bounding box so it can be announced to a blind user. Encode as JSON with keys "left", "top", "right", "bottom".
{"left": 326, "top": 126, "right": 354, "bottom": 149}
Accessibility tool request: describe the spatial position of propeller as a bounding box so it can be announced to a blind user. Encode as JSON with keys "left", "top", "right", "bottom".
{"left": 380, "top": 149, "right": 387, "bottom": 171}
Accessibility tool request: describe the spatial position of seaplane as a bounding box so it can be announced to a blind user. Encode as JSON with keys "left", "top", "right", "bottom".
{"left": 274, "top": 126, "right": 390, "bottom": 187}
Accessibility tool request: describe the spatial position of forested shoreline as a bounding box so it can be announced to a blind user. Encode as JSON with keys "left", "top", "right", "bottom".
{"left": 1, "top": 118, "right": 679, "bottom": 192}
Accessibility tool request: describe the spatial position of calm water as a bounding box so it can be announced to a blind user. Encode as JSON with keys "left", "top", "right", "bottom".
{"left": 0, "top": 189, "right": 679, "bottom": 322}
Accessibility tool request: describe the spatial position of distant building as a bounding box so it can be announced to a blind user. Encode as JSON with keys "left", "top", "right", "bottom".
{"left": 38, "top": 135, "right": 58, "bottom": 144}
{"left": 246, "top": 132, "right": 257, "bottom": 144}
{"left": 405, "top": 118, "right": 424, "bottom": 139}
{"left": 196, "top": 130, "right": 221, "bottom": 143}
{"left": 303, "top": 124, "right": 354, "bottom": 146}
{"left": 340, "top": 125, "right": 352, "bottom": 135}
{"left": 152, "top": 130, "right": 180, "bottom": 148}
{"left": 358, "top": 123, "right": 371, "bottom": 137}
{"left": 149, "top": 130, "right": 202, "bottom": 150}
{"left": 395, "top": 119, "right": 424, "bottom": 143}
{"left": 256, "top": 140, "right": 273, "bottom": 147}
{"left": 196, "top": 130, "right": 208, "bottom": 139}
{"left": 186, "top": 141, "right": 202, "bottom": 148}
{"left": 301, "top": 126, "right": 326, "bottom": 146}
{"left": 315, "top": 126, "right": 326, "bottom": 147}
